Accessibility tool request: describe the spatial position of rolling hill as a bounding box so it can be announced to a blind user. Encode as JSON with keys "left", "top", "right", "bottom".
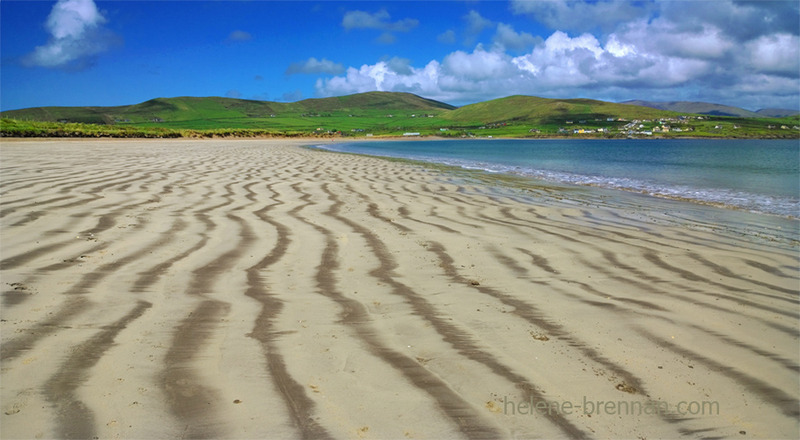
{"left": 2, "top": 92, "right": 797, "bottom": 138}
{"left": 0, "top": 92, "right": 455, "bottom": 126}
{"left": 441, "top": 95, "right": 677, "bottom": 125}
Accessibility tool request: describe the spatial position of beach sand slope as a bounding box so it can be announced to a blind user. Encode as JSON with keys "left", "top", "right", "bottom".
{"left": 1, "top": 139, "right": 798, "bottom": 439}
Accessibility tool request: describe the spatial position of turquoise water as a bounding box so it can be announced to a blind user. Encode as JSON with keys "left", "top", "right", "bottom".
{"left": 315, "top": 139, "right": 800, "bottom": 218}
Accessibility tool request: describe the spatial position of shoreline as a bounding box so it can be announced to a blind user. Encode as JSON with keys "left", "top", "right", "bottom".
{"left": 1, "top": 139, "right": 798, "bottom": 439}
{"left": 3, "top": 133, "right": 799, "bottom": 140}
{"left": 307, "top": 138, "right": 800, "bottom": 228}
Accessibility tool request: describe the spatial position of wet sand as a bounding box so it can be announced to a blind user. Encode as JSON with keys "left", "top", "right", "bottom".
{"left": 1, "top": 138, "right": 798, "bottom": 439}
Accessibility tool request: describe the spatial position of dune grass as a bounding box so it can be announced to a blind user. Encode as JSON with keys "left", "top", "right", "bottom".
{"left": 0, "top": 118, "right": 304, "bottom": 139}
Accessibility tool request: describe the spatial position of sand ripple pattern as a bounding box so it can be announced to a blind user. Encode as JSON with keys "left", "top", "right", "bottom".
{"left": 1, "top": 139, "right": 798, "bottom": 439}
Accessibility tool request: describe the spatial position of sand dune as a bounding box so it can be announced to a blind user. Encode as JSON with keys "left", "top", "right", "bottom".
{"left": 1, "top": 139, "right": 797, "bottom": 439}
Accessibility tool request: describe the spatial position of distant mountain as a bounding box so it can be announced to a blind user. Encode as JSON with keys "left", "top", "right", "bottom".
{"left": 442, "top": 95, "right": 677, "bottom": 124}
{"left": 755, "top": 108, "right": 800, "bottom": 118}
{"left": 294, "top": 92, "right": 456, "bottom": 112}
{"left": 0, "top": 92, "right": 456, "bottom": 125}
{"left": 621, "top": 100, "right": 775, "bottom": 118}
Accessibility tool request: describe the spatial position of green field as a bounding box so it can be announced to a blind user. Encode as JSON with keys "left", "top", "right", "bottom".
{"left": 2, "top": 92, "right": 798, "bottom": 139}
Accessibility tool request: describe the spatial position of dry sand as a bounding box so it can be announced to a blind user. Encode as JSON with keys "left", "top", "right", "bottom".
{"left": 1, "top": 138, "right": 798, "bottom": 439}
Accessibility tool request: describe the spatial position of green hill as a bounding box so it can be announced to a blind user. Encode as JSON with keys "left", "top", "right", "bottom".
{"left": 2, "top": 92, "right": 797, "bottom": 138}
{"left": 0, "top": 92, "right": 454, "bottom": 126}
{"left": 442, "top": 95, "right": 678, "bottom": 125}
{"left": 292, "top": 92, "right": 456, "bottom": 112}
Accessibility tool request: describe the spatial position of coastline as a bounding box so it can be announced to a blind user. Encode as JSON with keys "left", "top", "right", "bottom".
{"left": 310, "top": 137, "right": 800, "bottom": 227}
{"left": 1, "top": 139, "right": 798, "bottom": 439}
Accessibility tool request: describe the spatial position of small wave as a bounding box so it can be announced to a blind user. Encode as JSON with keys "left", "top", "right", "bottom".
{"left": 309, "top": 144, "right": 800, "bottom": 218}
{"left": 439, "top": 158, "right": 799, "bottom": 218}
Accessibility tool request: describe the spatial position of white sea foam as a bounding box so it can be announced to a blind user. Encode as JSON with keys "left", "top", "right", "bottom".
{"left": 312, "top": 141, "right": 800, "bottom": 218}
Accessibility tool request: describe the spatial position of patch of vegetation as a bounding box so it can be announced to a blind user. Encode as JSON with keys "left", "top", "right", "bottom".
{"left": 0, "top": 118, "right": 305, "bottom": 138}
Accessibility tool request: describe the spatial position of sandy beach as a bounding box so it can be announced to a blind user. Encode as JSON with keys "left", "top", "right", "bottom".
{"left": 1, "top": 138, "right": 798, "bottom": 439}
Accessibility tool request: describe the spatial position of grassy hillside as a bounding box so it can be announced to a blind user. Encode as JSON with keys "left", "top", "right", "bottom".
{"left": 442, "top": 95, "right": 676, "bottom": 125}
{"left": 0, "top": 92, "right": 452, "bottom": 125}
{"left": 0, "top": 104, "right": 126, "bottom": 125}
{"left": 292, "top": 92, "right": 456, "bottom": 112}
{"left": 2, "top": 92, "right": 798, "bottom": 139}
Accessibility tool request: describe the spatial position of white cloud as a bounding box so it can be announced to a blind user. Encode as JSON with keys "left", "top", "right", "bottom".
{"left": 635, "top": 57, "right": 712, "bottom": 88}
{"left": 285, "top": 57, "right": 345, "bottom": 76}
{"left": 46, "top": 0, "right": 105, "bottom": 40}
{"left": 613, "top": 19, "right": 733, "bottom": 61}
{"left": 23, "top": 0, "right": 118, "bottom": 69}
{"left": 317, "top": 2, "right": 799, "bottom": 109}
{"left": 316, "top": 60, "right": 446, "bottom": 100}
{"left": 442, "top": 46, "right": 515, "bottom": 81}
{"left": 537, "top": 31, "right": 603, "bottom": 57}
{"left": 744, "top": 33, "right": 800, "bottom": 76}
{"left": 315, "top": 29, "right": 733, "bottom": 104}
{"left": 604, "top": 35, "right": 635, "bottom": 58}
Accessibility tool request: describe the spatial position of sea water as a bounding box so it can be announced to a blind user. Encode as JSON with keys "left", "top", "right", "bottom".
{"left": 316, "top": 139, "right": 799, "bottom": 219}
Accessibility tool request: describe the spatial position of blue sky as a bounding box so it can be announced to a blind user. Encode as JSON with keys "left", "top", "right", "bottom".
{"left": 2, "top": 0, "right": 798, "bottom": 111}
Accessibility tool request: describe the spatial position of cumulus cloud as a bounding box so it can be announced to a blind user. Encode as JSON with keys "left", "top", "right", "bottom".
{"left": 285, "top": 57, "right": 345, "bottom": 76}
{"left": 23, "top": 0, "right": 118, "bottom": 69}
{"left": 316, "top": 60, "right": 445, "bottom": 100}
{"left": 442, "top": 46, "right": 515, "bottom": 81}
{"left": 744, "top": 33, "right": 800, "bottom": 77}
{"left": 317, "top": 1, "right": 798, "bottom": 109}
{"left": 315, "top": 22, "right": 796, "bottom": 108}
